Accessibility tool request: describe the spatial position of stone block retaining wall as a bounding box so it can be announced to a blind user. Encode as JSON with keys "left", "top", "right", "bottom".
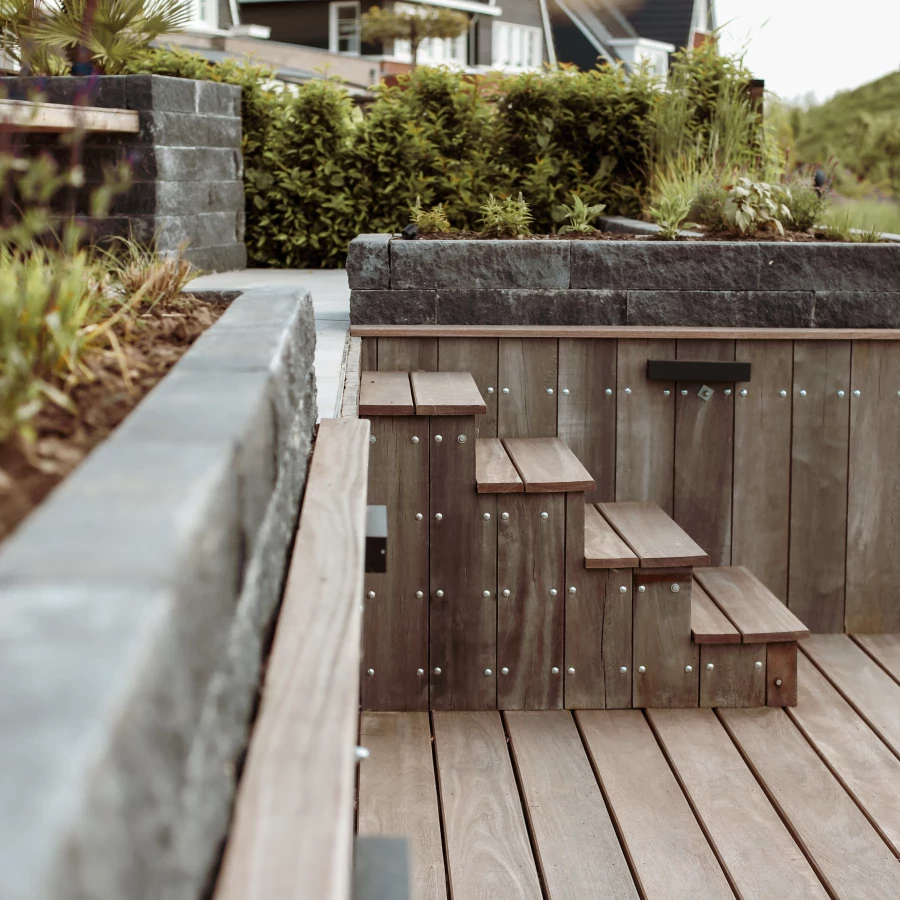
{"left": 348, "top": 235, "right": 900, "bottom": 327}
{"left": 0, "top": 288, "right": 316, "bottom": 900}
{"left": 1, "top": 75, "right": 246, "bottom": 272}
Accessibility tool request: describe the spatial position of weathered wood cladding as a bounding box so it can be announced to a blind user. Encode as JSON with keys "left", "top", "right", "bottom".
{"left": 360, "top": 334, "right": 900, "bottom": 634}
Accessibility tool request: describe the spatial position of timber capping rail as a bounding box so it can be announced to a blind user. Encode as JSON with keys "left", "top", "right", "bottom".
{"left": 0, "top": 98, "right": 140, "bottom": 133}
{"left": 214, "top": 418, "right": 370, "bottom": 900}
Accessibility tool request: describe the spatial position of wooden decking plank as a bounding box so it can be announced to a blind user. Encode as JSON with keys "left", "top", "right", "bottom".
{"left": 802, "top": 634, "right": 900, "bottom": 759}
{"left": 358, "top": 713, "right": 448, "bottom": 900}
{"left": 695, "top": 567, "right": 810, "bottom": 642}
{"left": 577, "top": 710, "right": 734, "bottom": 899}
{"left": 505, "top": 711, "right": 640, "bottom": 900}
{"left": 0, "top": 97, "right": 140, "bottom": 133}
{"left": 377, "top": 337, "right": 438, "bottom": 372}
{"left": 215, "top": 419, "right": 369, "bottom": 900}
{"left": 599, "top": 501, "right": 709, "bottom": 568}
{"left": 584, "top": 503, "right": 638, "bottom": 569}
{"left": 360, "top": 371, "right": 414, "bottom": 416}
{"left": 720, "top": 707, "right": 897, "bottom": 898}
{"left": 503, "top": 437, "right": 595, "bottom": 493}
{"left": 648, "top": 708, "right": 829, "bottom": 899}
{"left": 475, "top": 439, "right": 523, "bottom": 493}
{"left": 498, "top": 337, "right": 558, "bottom": 438}
{"left": 788, "top": 656, "right": 900, "bottom": 856}
{"left": 853, "top": 634, "right": 900, "bottom": 685}
{"left": 690, "top": 580, "right": 741, "bottom": 644}
{"left": 432, "top": 712, "right": 542, "bottom": 900}
{"left": 411, "top": 371, "right": 487, "bottom": 416}
{"left": 438, "top": 337, "right": 499, "bottom": 436}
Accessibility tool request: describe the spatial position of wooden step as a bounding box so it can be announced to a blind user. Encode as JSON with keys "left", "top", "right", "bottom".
{"left": 359, "top": 371, "right": 414, "bottom": 416}
{"left": 598, "top": 502, "right": 709, "bottom": 569}
{"left": 690, "top": 581, "right": 741, "bottom": 644}
{"left": 584, "top": 504, "right": 638, "bottom": 569}
{"left": 410, "top": 371, "right": 486, "bottom": 415}
{"left": 502, "top": 438, "right": 595, "bottom": 493}
{"left": 476, "top": 439, "right": 523, "bottom": 493}
{"left": 695, "top": 567, "right": 810, "bottom": 643}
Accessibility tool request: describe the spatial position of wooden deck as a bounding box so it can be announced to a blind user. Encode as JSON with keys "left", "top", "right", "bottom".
{"left": 357, "top": 634, "right": 900, "bottom": 899}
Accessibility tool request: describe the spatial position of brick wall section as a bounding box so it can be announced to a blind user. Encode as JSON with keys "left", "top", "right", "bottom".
{"left": 347, "top": 235, "right": 900, "bottom": 327}
{"left": 0, "top": 75, "right": 246, "bottom": 273}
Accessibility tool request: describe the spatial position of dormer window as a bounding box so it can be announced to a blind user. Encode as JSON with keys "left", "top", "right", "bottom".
{"left": 330, "top": 1, "right": 361, "bottom": 55}
{"left": 608, "top": 37, "right": 675, "bottom": 78}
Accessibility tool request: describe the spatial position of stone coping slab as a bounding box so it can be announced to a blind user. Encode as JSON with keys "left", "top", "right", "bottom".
{"left": 0, "top": 287, "right": 317, "bottom": 900}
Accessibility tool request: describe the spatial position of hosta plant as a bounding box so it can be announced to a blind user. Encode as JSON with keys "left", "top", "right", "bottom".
{"left": 478, "top": 193, "right": 533, "bottom": 238}
{"left": 555, "top": 195, "right": 606, "bottom": 234}
{"left": 724, "top": 177, "right": 792, "bottom": 235}
{"left": 648, "top": 194, "right": 698, "bottom": 239}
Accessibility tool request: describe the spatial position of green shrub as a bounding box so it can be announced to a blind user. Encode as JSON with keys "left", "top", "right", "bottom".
{"left": 478, "top": 193, "right": 533, "bottom": 237}
{"left": 690, "top": 182, "right": 729, "bottom": 231}
{"left": 410, "top": 197, "right": 452, "bottom": 234}
{"left": 724, "top": 177, "right": 792, "bottom": 235}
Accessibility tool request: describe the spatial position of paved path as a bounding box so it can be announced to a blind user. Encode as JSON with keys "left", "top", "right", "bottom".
{"left": 190, "top": 269, "right": 350, "bottom": 421}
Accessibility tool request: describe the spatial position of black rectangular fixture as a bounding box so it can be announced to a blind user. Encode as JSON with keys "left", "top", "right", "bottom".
{"left": 366, "top": 505, "right": 388, "bottom": 574}
{"left": 646, "top": 360, "right": 752, "bottom": 383}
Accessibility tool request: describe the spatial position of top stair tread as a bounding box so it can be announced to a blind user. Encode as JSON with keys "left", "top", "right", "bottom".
{"left": 598, "top": 501, "right": 709, "bottom": 568}
{"left": 503, "top": 438, "right": 595, "bottom": 493}
{"left": 410, "top": 371, "right": 486, "bottom": 415}
{"left": 476, "top": 439, "right": 524, "bottom": 493}
{"left": 690, "top": 580, "right": 741, "bottom": 644}
{"left": 359, "top": 371, "right": 414, "bottom": 416}
{"left": 585, "top": 504, "right": 638, "bottom": 568}
{"left": 695, "top": 566, "right": 810, "bottom": 643}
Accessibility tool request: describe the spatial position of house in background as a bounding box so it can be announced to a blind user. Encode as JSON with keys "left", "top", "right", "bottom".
{"left": 547, "top": 0, "right": 715, "bottom": 76}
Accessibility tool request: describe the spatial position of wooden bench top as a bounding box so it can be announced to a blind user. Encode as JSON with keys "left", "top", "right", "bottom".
{"left": 597, "top": 502, "right": 709, "bottom": 568}
{"left": 411, "top": 371, "right": 486, "bottom": 415}
{"left": 476, "top": 439, "right": 524, "bottom": 493}
{"left": 690, "top": 580, "right": 741, "bottom": 644}
{"left": 503, "top": 438, "right": 595, "bottom": 493}
{"left": 584, "top": 504, "right": 638, "bottom": 568}
{"left": 359, "top": 371, "right": 415, "bottom": 416}
{"left": 695, "top": 567, "right": 810, "bottom": 643}
{"left": 0, "top": 98, "right": 140, "bottom": 133}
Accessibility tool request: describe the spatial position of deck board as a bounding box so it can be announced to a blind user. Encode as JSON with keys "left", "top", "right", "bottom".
{"left": 503, "top": 437, "right": 595, "bottom": 493}
{"left": 475, "top": 439, "right": 523, "bottom": 493}
{"left": 802, "top": 634, "right": 900, "bottom": 759}
{"left": 598, "top": 501, "right": 709, "bottom": 568}
{"left": 505, "top": 712, "right": 639, "bottom": 900}
{"left": 411, "top": 371, "right": 486, "bottom": 416}
{"left": 788, "top": 657, "right": 900, "bottom": 855}
{"left": 853, "top": 634, "right": 900, "bottom": 685}
{"left": 720, "top": 707, "right": 898, "bottom": 898}
{"left": 648, "top": 709, "right": 828, "bottom": 899}
{"left": 432, "top": 712, "right": 542, "bottom": 900}
{"left": 577, "top": 710, "right": 733, "bottom": 899}
{"left": 690, "top": 580, "right": 741, "bottom": 644}
{"left": 584, "top": 503, "right": 639, "bottom": 569}
{"left": 358, "top": 713, "right": 448, "bottom": 900}
{"left": 360, "top": 371, "right": 414, "bottom": 416}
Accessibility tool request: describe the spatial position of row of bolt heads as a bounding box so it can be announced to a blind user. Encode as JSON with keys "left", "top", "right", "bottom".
{"left": 366, "top": 583, "right": 680, "bottom": 600}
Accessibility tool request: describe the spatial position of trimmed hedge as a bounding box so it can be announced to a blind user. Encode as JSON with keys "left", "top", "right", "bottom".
{"left": 127, "top": 45, "right": 755, "bottom": 268}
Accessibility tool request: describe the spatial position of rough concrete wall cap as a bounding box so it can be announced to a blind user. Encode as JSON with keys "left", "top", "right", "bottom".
{"left": 758, "top": 243, "right": 900, "bottom": 292}
{"left": 347, "top": 234, "right": 392, "bottom": 290}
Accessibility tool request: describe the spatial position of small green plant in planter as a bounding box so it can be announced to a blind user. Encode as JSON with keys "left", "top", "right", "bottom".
{"left": 479, "top": 193, "right": 533, "bottom": 238}
{"left": 555, "top": 195, "right": 606, "bottom": 234}
{"left": 409, "top": 197, "right": 451, "bottom": 235}
{"left": 648, "top": 194, "right": 698, "bottom": 239}
{"left": 820, "top": 210, "right": 883, "bottom": 243}
{"left": 724, "top": 177, "right": 792, "bottom": 236}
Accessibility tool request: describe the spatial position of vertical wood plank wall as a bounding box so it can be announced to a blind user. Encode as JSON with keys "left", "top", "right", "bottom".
{"left": 359, "top": 335, "right": 900, "bottom": 634}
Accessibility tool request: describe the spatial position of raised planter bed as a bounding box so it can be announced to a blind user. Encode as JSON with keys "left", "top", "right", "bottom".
{"left": 348, "top": 232, "right": 900, "bottom": 328}
{"left": 0, "top": 288, "right": 316, "bottom": 900}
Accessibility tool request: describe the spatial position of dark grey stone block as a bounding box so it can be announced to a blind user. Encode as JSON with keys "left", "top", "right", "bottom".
{"left": 0, "top": 75, "right": 127, "bottom": 108}
{"left": 155, "top": 181, "right": 211, "bottom": 216}
{"left": 391, "top": 239, "right": 571, "bottom": 290}
{"left": 572, "top": 241, "right": 761, "bottom": 291}
{"left": 435, "top": 289, "right": 626, "bottom": 325}
{"left": 814, "top": 291, "right": 900, "bottom": 328}
{"left": 205, "top": 115, "right": 243, "bottom": 148}
{"left": 126, "top": 75, "right": 197, "bottom": 113}
{"left": 208, "top": 181, "right": 245, "bottom": 213}
{"left": 627, "top": 291, "right": 815, "bottom": 327}
{"left": 347, "top": 234, "right": 392, "bottom": 289}
{"left": 758, "top": 243, "right": 900, "bottom": 291}
{"left": 351, "top": 290, "right": 437, "bottom": 325}
{"left": 139, "top": 110, "right": 208, "bottom": 147}
{"left": 196, "top": 80, "right": 242, "bottom": 117}
{"left": 155, "top": 147, "right": 240, "bottom": 182}
{"left": 182, "top": 243, "right": 247, "bottom": 274}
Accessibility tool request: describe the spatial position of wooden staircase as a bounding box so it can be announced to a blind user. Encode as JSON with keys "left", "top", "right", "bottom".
{"left": 359, "top": 371, "right": 809, "bottom": 711}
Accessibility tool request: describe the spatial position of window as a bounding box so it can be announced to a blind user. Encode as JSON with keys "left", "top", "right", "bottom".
{"left": 608, "top": 38, "right": 674, "bottom": 79}
{"left": 330, "top": 1, "right": 361, "bottom": 55}
{"left": 187, "top": 0, "right": 218, "bottom": 29}
{"left": 492, "top": 23, "right": 543, "bottom": 70}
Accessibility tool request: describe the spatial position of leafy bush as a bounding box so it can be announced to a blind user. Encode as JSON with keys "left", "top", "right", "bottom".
{"left": 479, "top": 193, "right": 533, "bottom": 237}
{"left": 648, "top": 194, "right": 696, "bottom": 239}
{"left": 690, "top": 182, "right": 729, "bottom": 231}
{"left": 555, "top": 194, "right": 606, "bottom": 233}
{"left": 724, "top": 177, "right": 792, "bottom": 235}
{"left": 410, "top": 197, "right": 451, "bottom": 234}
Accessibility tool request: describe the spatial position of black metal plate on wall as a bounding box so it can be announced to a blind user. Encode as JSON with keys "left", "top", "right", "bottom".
{"left": 646, "top": 360, "right": 752, "bottom": 383}
{"left": 366, "top": 505, "right": 388, "bottom": 574}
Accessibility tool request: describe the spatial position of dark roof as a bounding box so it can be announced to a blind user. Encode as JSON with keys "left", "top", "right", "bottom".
{"left": 624, "top": 0, "right": 697, "bottom": 50}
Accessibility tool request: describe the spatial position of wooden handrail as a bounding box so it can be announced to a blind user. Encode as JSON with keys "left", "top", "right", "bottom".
{"left": 214, "top": 417, "right": 370, "bottom": 900}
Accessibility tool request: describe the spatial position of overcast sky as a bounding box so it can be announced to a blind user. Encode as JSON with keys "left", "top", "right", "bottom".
{"left": 715, "top": 0, "right": 900, "bottom": 104}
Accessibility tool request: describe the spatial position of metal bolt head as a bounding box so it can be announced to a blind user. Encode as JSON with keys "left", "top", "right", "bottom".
{"left": 416, "top": 591, "right": 424, "bottom": 599}
{"left": 755, "top": 660, "right": 763, "bottom": 670}
{"left": 569, "top": 586, "right": 577, "bottom": 594}
{"left": 367, "top": 590, "right": 376, "bottom": 599}
{"left": 546, "top": 387, "right": 554, "bottom": 395}
{"left": 638, "top": 665, "right": 646, "bottom": 674}
{"left": 624, "top": 387, "right": 632, "bottom": 395}
{"left": 567, "top": 667, "right": 576, "bottom": 675}
{"left": 483, "top": 512, "right": 491, "bottom": 521}
{"left": 434, "top": 434, "right": 443, "bottom": 443}
{"left": 457, "top": 434, "right": 467, "bottom": 443}
{"left": 487, "top": 386, "right": 494, "bottom": 394}
{"left": 411, "top": 435, "right": 419, "bottom": 444}
{"left": 562, "top": 388, "right": 570, "bottom": 395}
{"left": 435, "top": 512, "right": 443, "bottom": 521}
{"left": 663, "top": 389, "right": 671, "bottom": 396}
{"left": 540, "top": 511, "right": 549, "bottom": 520}
{"left": 605, "top": 388, "right": 613, "bottom": 396}
{"left": 779, "top": 390, "right": 787, "bottom": 397}
{"left": 638, "top": 585, "right": 646, "bottom": 593}
{"left": 484, "top": 668, "right": 492, "bottom": 676}
{"left": 501, "top": 667, "right": 509, "bottom": 675}
{"left": 706, "top": 663, "right": 714, "bottom": 671}
{"left": 417, "top": 668, "right": 425, "bottom": 676}
{"left": 619, "top": 585, "right": 628, "bottom": 594}
{"left": 434, "top": 667, "right": 442, "bottom": 675}
{"left": 838, "top": 390, "right": 845, "bottom": 397}
{"left": 681, "top": 389, "right": 688, "bottom": 396}
{"left": 356, "top": 746, "right": 370, "bottom": 761}
{"left": 482, "top": 590, "right": 491, "bottom": 598}
{"left": 724, "top": 388, "right": 732, "bottom": 395}
{"left": 620, "top": 666, "right": 628, "bottom": 674}
{"left": 502, "top": 387, "right": 510, "bottom": 394}
{"left": 436, "top": 589, "right": 444, "bottom": 598}
{"left": 502, "top": 589, "right": 511, "bottom": 598}
{"left": 775, "top": 678, "right": 783, "bottom": 687}
{"left": 501, "top": 512, "right": 510, "bottom": 520}
{"left": 685, "top": 665, "right": 693, "bottom": 673}
{"left": 549, "top": 588, "right": 558, "bottom": 597}
{"left": 670, "top": 583, "right": 680, "bottom": 593}
{"left": 415, "top": 513, "right": 423, "bottom": 521}
{"left": 369, "top": 435, "right": 376, "bottom": 444}
{"left": 799, "top": 389, "right": 807, "bottom": 397}
{"left": 367, "top": 668, "right": 375, "bottom": 676}
{"left": 551, "top": 666, "right": 560, "bottom": 675}
{"left": 853, "top": 389, "right": 861, "bottom": 397}
{"left": 740, "top": 388, "right": 748, "bottom": 397}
